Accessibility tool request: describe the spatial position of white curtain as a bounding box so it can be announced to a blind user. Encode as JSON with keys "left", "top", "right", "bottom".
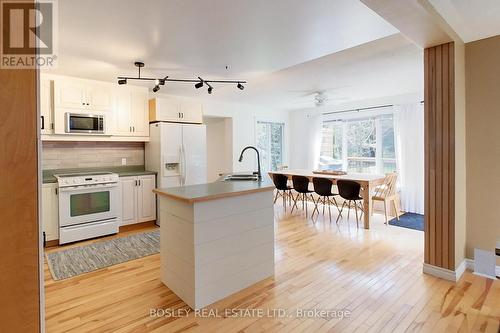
{"left": 394, "top": 103, "right": 425, "bottom": 214}
{"left": 289, "top": 111, "right": 322, "bottom": 170}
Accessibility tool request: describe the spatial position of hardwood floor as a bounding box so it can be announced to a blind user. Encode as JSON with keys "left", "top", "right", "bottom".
{"left": 44, "top": 204, "right": 500, "bottom": 333}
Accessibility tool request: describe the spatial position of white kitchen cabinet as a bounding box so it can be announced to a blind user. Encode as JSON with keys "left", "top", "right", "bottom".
{"left": 42, "top": 183, "right": 59, "bottom": 242}
{"left": 119, "top": 175, "right": 156, "bottom": 226}
{"left": 120, "top": 177, "right": 137, "bottom": 225}
{"left": 40, "top": 78, "right": 54, "bottom": 134}
{"left": 131, "top": 90, "right": 149, "bottom": 137}
{"left": 86, "top": 84, "right": 112, "bottom": 111}
{"left": 149, "top": 97, "right": 203, "bottom": 124}
{"left": 112, "top": 86, "right": 149, "bottom": 137}
{"left": 54, "top": 77, "right": 111, "bottom": 111}
{"left": 136, "top": 175, "right": 156, "bottom": 222}
{"left": 180, "top": 99, "right": 203, "bottom": 124}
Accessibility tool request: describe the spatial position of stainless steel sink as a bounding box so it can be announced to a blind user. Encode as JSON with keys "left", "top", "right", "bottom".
{"left": 223, "top": 174, "right": 259, "bottom": 181}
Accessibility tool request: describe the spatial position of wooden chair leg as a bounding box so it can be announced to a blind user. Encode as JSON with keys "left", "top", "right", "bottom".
{"left": 282, "top": 191, "right": 286, "bottom": 211}
{"left": 359, "top": 201, "right": 364, "bottom": 218}
{"left": 302, "top": 193, "right": 307, "bottom": 218}
{"left": 328, "top": 198, "right": 332, "bottom": 223}
{"left": 290, "top": 192, "right": 299, "bottom": 213}
{"left": 331, "top": 196, "right": 342, "bottom": 217}
{"left": 383, "top": 200, "right": 388, "bottom": 225}
{"left": 336, "top": 201, "right": 346, "bottom": 224}
{"left": 392, "top": 199, "right": 399, "bottom": 221}
{"left": 347, "top": 201, "right": 351, "bottom": 220}
{"left": 274, "top": 190, "right": 280, "bottom": 204}
{"left": 371, "top": 199, "right": 375, "bottom": 216}
{"left": 354, "top": 201, "right": 359, "bottom": 228}
{"left": 311, "top": 196, "right": 320, "bottom": 218}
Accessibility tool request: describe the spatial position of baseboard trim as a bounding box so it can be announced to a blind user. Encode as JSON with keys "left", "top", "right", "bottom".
{"left": 45, "top": 239, "right": 59, "bottom": 248}
{"left": 465, "top": 258, "right": 499, "bottom": 279}
{"left": 422, "top": 261, "right": 466, "bottom": 282}
{"left": 119, "top": 220, "right": 157, "bottom": 233}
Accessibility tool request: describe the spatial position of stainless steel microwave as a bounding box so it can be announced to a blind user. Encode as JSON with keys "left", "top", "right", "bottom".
{"left": 65, "top": 113, "right": 105, "bottom": 134}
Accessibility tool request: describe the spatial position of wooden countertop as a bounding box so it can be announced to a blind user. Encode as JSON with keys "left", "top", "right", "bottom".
{"left": 153, "top": 176, "right": 274, "bottom": 203}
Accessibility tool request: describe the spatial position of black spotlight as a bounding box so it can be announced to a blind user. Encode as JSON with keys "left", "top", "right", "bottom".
{"left": 195, "top": 80, "right": 203, "bottom": 89}
{"left": 237, "top": 82, "right": 244, "bottom": 90}
{"left": 208, "top": 86, "right": 213, "bottom": 94}
{"left": 118, "top": 79, "right": 127, "bottom": 85}
{"left": 159, "top": 79, "right": 165, "bottom": 86}
{"left": 152, "top": 85, "right": 160, "bottom": 93}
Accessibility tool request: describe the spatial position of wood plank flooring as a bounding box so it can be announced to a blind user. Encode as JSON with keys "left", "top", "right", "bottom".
{"left": 44, "top": 204, "right": 500, "bottom": 333}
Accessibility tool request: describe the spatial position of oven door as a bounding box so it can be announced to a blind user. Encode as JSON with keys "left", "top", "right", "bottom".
{"left": 65, "top": 113, "right": 105, "bottom": 134}
{"left": 58, "top": 183, "right": 118, "bottom": 227}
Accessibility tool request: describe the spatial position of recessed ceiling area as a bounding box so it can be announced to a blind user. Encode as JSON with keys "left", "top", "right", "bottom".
{"left": 51, "top": 0, "right": 397, "bottom": 85}
{"left": 429, "top": 0, "right": 500, "bottom": 43}
{"left": 213, "top": 34, "right": 423, "bottom": 110}
{"left": 49, "top": 0, "right": 425, "bottom": 110}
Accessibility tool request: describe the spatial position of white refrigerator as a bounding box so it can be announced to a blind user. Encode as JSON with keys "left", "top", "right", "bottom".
{"left": 145, "top": 122, "right": 207, "bottom": 189}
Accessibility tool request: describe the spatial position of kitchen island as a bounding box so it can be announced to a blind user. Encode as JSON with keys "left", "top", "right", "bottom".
{"left": 153, "top": 177, "right": 275, "bottom": 309}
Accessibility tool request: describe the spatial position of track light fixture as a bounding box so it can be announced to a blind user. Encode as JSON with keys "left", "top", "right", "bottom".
{"left": 194, "top": 77, "right": 204, "bottom": 89}
{"left": 117, "top": 62, "right": 246, "bottom": 94}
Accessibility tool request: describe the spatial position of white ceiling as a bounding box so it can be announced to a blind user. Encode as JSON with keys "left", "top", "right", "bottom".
{"left": 214, "top": 34, "right": 423, "bottom": 110}
{"left": 51, "top": 1, "right": 396, "bottom": 82}
{"left": 429, "top": 0, "right": 500, "bottom": 43}
{"left": 49, "top": 0, "right": 425, "bottom": 110}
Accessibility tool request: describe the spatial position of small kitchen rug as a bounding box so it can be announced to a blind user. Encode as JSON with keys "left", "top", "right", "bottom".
{"left": 45, "top": 230, "right": 160, "bottom": 281}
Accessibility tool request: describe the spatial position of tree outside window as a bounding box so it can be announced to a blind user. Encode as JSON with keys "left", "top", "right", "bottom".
{"left": 320, "top": 114, "right": 396, "bottom": 174}
{"left": 256, "top": 121, "right": 284, "bottom": 171}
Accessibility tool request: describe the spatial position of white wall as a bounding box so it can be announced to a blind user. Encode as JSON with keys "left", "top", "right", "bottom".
{"left": 204, "top": 116, "right": 233, "bottom": 181}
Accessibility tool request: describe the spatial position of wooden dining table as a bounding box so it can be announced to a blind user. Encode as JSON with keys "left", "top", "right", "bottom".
{"left": 268, "top": 169, "right": 386, "bottom": 229}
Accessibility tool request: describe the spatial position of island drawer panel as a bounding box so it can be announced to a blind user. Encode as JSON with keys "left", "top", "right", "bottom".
{"left": 195, "top": 241, "right": 274, "bottom": 287}
{"left": 195, "top": 225, "right": 274, "bottom": 266}
{"left": 196, "top": 259, "right": 275, "bottom": 308}
{"left": 194, "top": 206, "right": 274, "bottom": 244}
{"left": 194, "top": 191, "right": 273, "bottom": 222}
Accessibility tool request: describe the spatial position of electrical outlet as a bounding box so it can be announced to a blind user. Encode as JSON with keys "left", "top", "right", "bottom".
{"left": 121, "top": 158, "right": 127, "bottom": 165}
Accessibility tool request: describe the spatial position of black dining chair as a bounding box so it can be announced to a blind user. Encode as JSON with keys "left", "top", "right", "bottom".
{"left": 291, "top": 175, "right": 314, "bottom": 217}
{"left": 336, "top": 180, "right": 364, "bottom": 228}
{"left": 311, "top": 177, "right": 342, "bottom": 223}
{"left": 272, "top": 173, "right": 293, "bottom": 211}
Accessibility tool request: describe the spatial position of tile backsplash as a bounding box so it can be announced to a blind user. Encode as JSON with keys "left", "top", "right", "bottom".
{"left": 42, "top": 141, "right": 144, "bottom": 169}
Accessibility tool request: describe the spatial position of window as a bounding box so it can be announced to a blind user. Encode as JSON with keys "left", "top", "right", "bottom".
{"left": 320, "top": 113, "right": 396, "bottom": 174}
{"left": 256, "top": 121, "right": 284, "bottom": 171}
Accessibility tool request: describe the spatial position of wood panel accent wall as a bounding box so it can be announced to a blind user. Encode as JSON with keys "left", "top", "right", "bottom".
{"left": 424, "top": 42, "right": 455, "bottom": 270}
{"left": 0, "top": 8, "right": 40, "bottom": 332}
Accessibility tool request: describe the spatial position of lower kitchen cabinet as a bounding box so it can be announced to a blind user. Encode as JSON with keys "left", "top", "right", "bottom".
{"left": 119, "top": 175, "right": 156, "bottom": 225}
{"left": 42, "top": 183, "right": 59, "bottom": 242}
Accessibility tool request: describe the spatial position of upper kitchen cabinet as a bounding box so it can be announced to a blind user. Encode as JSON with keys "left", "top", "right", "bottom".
{"left": 111, "top": 85, "right": 149, "bottom": 138}
{"left": 54, "top": 77, "right": 111, "bottom": 112}
{"left": 180, "top": 99, "right": 203, "bottom": 124}
{"left": 149, "top": 97, "right": 203, "bottom": 124}
{"left": 40, "top": 78, "right": 54, "bottom": 134}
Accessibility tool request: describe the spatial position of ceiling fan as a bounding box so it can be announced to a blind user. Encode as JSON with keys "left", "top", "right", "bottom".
{"left": 290, "top": 88, "right": 350, "bottom": 107}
